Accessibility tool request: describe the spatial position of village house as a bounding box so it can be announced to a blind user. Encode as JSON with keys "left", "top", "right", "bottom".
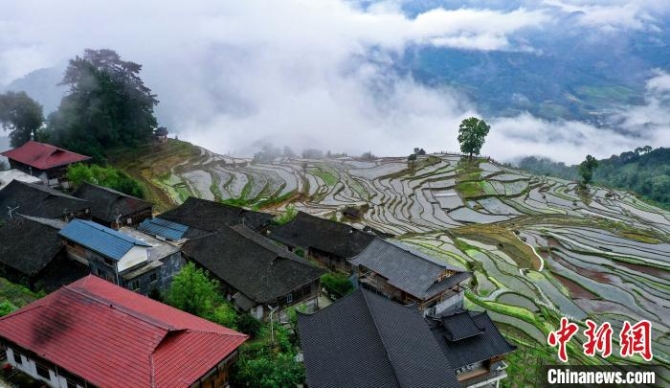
{"left": 0, "top": 141, "right": 91, "bottom": 187}
{"left": 298, "top": 288, "right": 461, "bottom": 388}
{"left": 0, "top": 275, "right": 247, "bottom": 388}
{"left": 58, "top": 219, "right": 182, "bottom": 295}
{"left": 0, "top": 169, "right": 42, "bottom": 190}
{"left": 268, "top": 211, "right": 376, "bottom": 272}
{"left": 350, "top": 239, "right": 472, "bottom": 315}
{"left": 157, "top": 196, "right": 273, "bottom": 238}
{"left": 0, "top": 180, "right": 91, "bottom": 224}
{"left": 182, "top": 224, "right": 326, "bottom": 320}
{"left": 73, "top": 182, "right": 153, "bottom": 229}
{"left": 0, "top": 215, "right": 89, "bottom": 292}
{"left": 298, "top": 289, "right": 515, "bottom": 388}
{"left": 427, "top": 310, "right": 517, "bottom": 387}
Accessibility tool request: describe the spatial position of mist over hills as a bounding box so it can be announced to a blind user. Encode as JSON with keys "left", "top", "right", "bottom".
{"left": 1, "top": 0, "right": 669, "bottom": 163}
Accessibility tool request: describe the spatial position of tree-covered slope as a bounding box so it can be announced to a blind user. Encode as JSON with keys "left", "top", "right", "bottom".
{"left": 518, "top": 147, "right": 670, "bottom": 208}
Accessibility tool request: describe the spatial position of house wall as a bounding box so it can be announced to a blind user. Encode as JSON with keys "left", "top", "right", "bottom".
{"left": 65, "top": 243, "right": 120, "bottom": 285}
{"left": 308, "top": 248, "right": 351, "bottom": 273}
{"left": 5, "top": 343, "right": 93, "bottom": 388}
{"left": 189, "top": 352, "right": 238, "bottom": 388}
{"left": 117, "top": 246, "right": 149, "bottom": 272}
{"left": 108, "top": 208, "right": 153, "bottom": 230}
{"left": 122, "top": 251, "right": 183, "bottom": 295}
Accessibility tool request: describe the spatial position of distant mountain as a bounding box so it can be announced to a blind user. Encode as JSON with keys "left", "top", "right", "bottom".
{"left": 395, "top": 2, "right": 670, "bottom": 125}
{"left": 517, "top": 147, "right": 670, "bottom": 208}
{"left": 1, "top": 64, "right": 67, "bottom": 115}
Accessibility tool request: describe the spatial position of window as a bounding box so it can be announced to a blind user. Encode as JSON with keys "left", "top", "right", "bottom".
{"left": 286, "top": 293, "right": 293, "bottom": 304}
{"left": 131, "top": 280, "right": 140, "bottom": 291}
{"left": 67, "top": 381, "right": 77, "bottom": 388}
{"left": 13, "top": 351, "right": 22, "bottom": 365}
{"left": 36, "top": 363, "right": 50, "bottom": 379}
{"left": 149, "top": 273, "right": 158, "bottom": 283}
{"left": 127, "top": 217, "right": 133, "bottom": 225}
{"left": 104, "top": 258, "right": 114, "bottom": 266}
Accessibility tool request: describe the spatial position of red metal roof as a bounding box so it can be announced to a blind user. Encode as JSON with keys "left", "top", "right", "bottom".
{"left": 0, "top": 141, "right": 91, "bottom": 170}
{"left": 0, "top": 275, "right": 247, "bottom": 387}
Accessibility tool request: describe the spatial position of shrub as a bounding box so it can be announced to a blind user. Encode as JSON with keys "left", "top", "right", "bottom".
{"left": 321, "top": 272, "right": 354, "bottom": 298}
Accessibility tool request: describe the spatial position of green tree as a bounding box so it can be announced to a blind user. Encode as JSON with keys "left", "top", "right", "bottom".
{"left": 578, "top": 154, "right": 599, "bottom": 185}
{"left": 321, "top": 272, "right": 354, "bottom": 298}
{"left": 0, "top": 91, "right": 44, "bottom": 147}
{"left": 165, "top": 262, "right": 222, "bottom": 317}
{"left": 47, "top": 49, "right": 158, "bottom": 160}
{"left": 66, "top": 163, "right": 145, "bottom": 198}
{"left": 457, "top": 117, "right": 491, "bottom": 160}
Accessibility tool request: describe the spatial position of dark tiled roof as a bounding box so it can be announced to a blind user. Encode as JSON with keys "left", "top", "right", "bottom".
{"left": 73, "top": 183, "right": 152, "bottom": 224}
{"left": 1, "top": 141, "right": 91, "bottom": 170}
{"left": 59, "top": 219, "right": 151, "bottom": 261}
{"left": 439, "top": 310, "right": 485, "bottom": 341}
{"left": 298, "top": 289, "right": 460, "bottom": 388}
{"left": 269, "top": 212, "right": 375, "bottom": 258}
{"left": 158, "top": 197, "right": 272, "bottom": 233}
{"left": 0, "top": 216, "right": 64, "bottom": 275}
{"left": 0, "top": 180, "right": 90, "bottom": 223}
{"left": 182, "top": 225, "right": 325, "bottom": 304}
{"left": 350, "top": 239, "right": 471, "bottom": 299}
{"left": 429, "top": 310, "right": 517, "bottom": 368}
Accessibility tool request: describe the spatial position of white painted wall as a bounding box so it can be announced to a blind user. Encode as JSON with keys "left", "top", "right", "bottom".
{"left": 118, "top": 246, "right": 149, "bottom": 272}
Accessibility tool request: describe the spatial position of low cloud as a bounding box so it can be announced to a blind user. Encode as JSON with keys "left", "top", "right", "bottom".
{"left": 0, "top": 1, "right": 667, "bottom": 164}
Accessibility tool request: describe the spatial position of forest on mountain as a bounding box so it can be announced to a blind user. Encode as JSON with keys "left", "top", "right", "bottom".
{"left": 518, "top": 146, "right": 670, "bottom": 207}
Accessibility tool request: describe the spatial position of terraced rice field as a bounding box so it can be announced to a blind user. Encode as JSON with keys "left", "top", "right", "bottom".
{"left": 126, "top": 140, "right": 670, "bottom": 370}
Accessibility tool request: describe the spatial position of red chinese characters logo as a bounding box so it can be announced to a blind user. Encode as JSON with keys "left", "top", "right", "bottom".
{"left": 548, "top": 318, "right": 654, "bottom": 362}
{"left": 548, "top": 317, "right": 579, "bottom": 362}
{"left": 619, "top": 320, "right": 653, "bottom": 361}
{"left": 583, "top": 319, "right": 613, "bottom": 358}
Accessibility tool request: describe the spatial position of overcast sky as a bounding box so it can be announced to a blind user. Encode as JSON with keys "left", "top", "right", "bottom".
{"left": 0, "top": 0, "right": 669, "bottom": 163}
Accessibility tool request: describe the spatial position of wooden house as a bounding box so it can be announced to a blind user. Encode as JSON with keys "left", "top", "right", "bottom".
{"left": 73, "top": 182, "right": 153, "bottom": 229}
{"left": 299, "top": 289, "right": 515, "bottom": 388}
{"left": 350, "top": 239, "right": 472, "bottom": 315}
{"left": 0, "top": 180, "right": 90, "bottom": 224}
{"left": 427, "top": 310, "right": 517, "bottom": 387}
{"left": 268, "top": 212, "right": 376, "bottom": 272}
{"left": 0, "top": 276, "right": 247, "bottom": 388}
{"left": 0, "top": 216, "right": 88, "bottom": 292}
{"left": 0, "top": 141, "right": 91, "bottom": 187}
{"left": 182, "top": 225, "right": 326, "bottom": 320}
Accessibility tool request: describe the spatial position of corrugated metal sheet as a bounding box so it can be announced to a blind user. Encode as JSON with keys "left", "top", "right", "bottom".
{"left": 138, "top": 218, "right": 188, "bottom": 241}
{"left": 0, "top": 276, "right": 247, "bottom": 387}
{"left": 59, "top": 219, "right": 150, "bottom": 260}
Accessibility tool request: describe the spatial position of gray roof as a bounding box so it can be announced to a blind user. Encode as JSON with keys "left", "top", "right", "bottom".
{"left": 119, "top": 227, "right": 180, "bottom": 261}
{"left": 181, "top": 225, "right": 325, "bottom": 304}
{"left": 428, "top": 310, "right": 517, "bottom": 368}
{"left": 298, "top": 289, "right": 460, "bottom": 388}
{"left": 72, "top": 182, "right": 152, "bottom": 224}
{"left": 59, "top": 219, "right": 150, "bottom": 261}
{"left": 350, "top": 239, "right": 471, "bottom": 299}
{"left": 138, "top": 217, "right": 189, "bottom": 241}
{"left": 0, "top": 180, "right": 90, "bottom": 223}
{"left": 269, "top": 212, "right": 376, "bottom": 258}
{"left": 0, "top": 216, "right": 64, "bottom": 275}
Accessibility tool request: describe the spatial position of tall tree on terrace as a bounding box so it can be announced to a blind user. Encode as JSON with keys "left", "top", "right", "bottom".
{"left": 578, "top": 154, "right": 599, "bottom": 186}
{"left": 0, "top": 91, "right": 44, "bottom": 147}
{"left": 457, "top": 117, "right": 490, "bottom": 160}
{"left": 47, "top": 49, "right": 158, "bottom": 160}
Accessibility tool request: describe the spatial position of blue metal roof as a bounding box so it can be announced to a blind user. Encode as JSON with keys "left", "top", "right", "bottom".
{"left": 138, "top": 218, "right": 188, "bottom": 241}
{"left": 59, "top": 219, "right": 151, "bottom": 261}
